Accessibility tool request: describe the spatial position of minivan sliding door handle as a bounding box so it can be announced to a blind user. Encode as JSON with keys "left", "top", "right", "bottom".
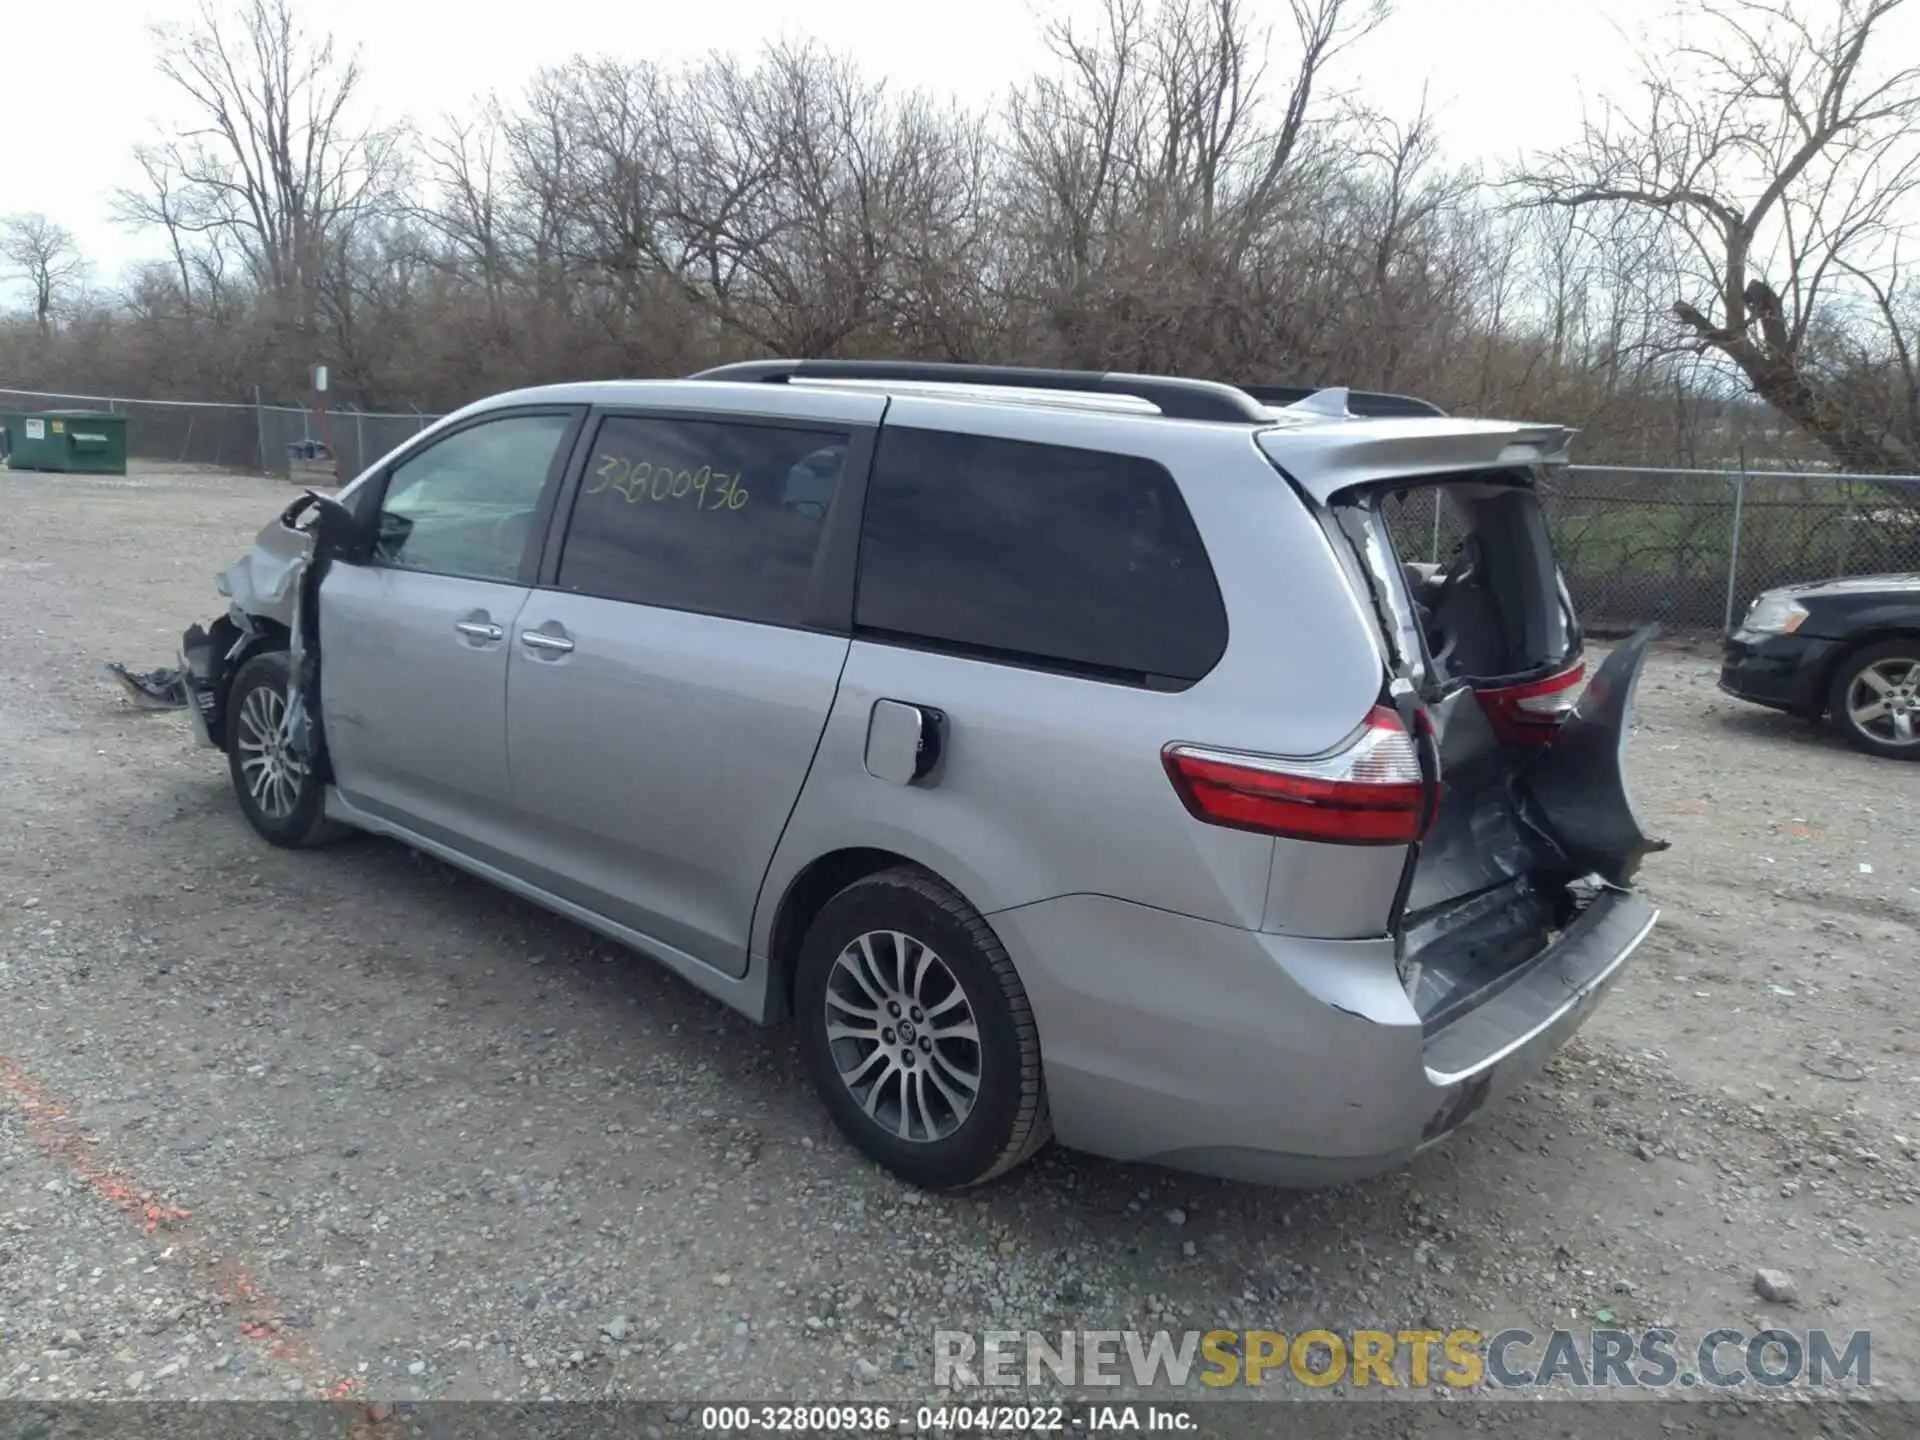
{"left": 520, "top": 630, "right": 575, "bottom": 654}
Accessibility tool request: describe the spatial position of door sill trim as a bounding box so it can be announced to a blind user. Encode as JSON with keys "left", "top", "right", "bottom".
{"left": 324, "top": 789, "right": 776, "bottom": 1023}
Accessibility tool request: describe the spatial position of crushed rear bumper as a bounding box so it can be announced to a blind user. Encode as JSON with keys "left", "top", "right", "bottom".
{"left": 991, "top": 886, "right": 1655, "bottom": 1188}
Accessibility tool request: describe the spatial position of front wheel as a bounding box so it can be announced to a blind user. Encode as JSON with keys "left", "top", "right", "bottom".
{"left": 794, "top": 868, "right": 1051, "bottom": 1189}
{"left": 1828, "top": 640, "right": 1920, "bottom": 761}
{"left": 226, "top": 650, "right": 352, "bottom": 846}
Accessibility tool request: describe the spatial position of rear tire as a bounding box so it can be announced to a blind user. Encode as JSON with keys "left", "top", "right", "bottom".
{"left": 225, "top": 650, "right": 353, "bottom": 846}
{"left": 794, "top": 867, "right": 1051, "bottom": 1189}
{"left": 1827, "top": 639, "right": 1920, "bottom": 761}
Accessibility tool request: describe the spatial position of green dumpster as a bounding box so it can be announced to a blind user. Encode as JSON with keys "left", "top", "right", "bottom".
{"left": 4, "top": 409, "right": 128, "bottom": 475}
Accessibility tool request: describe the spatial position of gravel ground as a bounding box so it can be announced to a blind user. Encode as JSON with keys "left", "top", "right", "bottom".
{"left": 2, "top": 461, "right": 1918, "bottom": 1413}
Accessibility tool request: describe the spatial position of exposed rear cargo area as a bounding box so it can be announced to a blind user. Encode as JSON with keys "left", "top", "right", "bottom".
{"left": 1318, "top": 467, "right": 1664, "bottom": 1027}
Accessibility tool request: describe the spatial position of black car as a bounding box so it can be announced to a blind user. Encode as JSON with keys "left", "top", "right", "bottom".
{"left": 1720, "top": 573, "right": 1920, "bottom": 759}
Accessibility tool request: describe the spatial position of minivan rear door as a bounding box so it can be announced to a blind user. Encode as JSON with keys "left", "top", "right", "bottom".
{"left": 501, "top": 395, "right": 880, "bottom": 981}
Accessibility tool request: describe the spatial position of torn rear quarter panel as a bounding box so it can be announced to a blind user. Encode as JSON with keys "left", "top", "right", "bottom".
{"left": 1399, "top": 630, "right": 1668, "bottom": 1027}
{"left": 1288, "top": 455, "right": 1666, "bottom": 1030}
{"left": 1516, "top": 629, "right": 1670, "bottom": 888}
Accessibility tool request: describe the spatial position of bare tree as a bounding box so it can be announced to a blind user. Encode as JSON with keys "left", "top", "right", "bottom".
{"left": 0, "top": 213, "right": 87, "bottom": 336}
{"left": 415, "top": 108, "right": 512, "bottom": 319}
{"left": 999, "top": 0, "right": 1390, "bottom": 371}
{"left": 1519, "top": 0, "right": 1920, "bottom": 472}
{"left": 2, "top": 0, "right": 1848, "bottom": 473}
{"left": 120, "top": 0, "right": 401, "bottom": 357}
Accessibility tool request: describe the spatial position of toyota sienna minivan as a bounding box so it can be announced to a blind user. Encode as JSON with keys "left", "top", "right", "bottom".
{"left": 179, "top": 360, "right": 1663, "bottom": 1190}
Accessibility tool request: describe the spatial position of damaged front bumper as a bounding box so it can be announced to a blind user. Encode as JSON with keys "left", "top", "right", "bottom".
{"left": 180, "top": 648, "right": 214, "bottom": 748}
{"left": 178, "top": 491, "right": 334, "bottom": 752}
{"left": 179, "top": 622, "right": 233, "bottom": 749}
{"left": 179, "top": 610, "right": 265, "bottom": 751}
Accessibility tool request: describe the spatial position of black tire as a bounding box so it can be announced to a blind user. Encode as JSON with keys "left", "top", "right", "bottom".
{"left": 794, "top": 867, "right": 1051, "bottom": 1189}
{"left": 1827, "top": 639, "right": 1920, "bottom": 761}
{"left": 225, "top": 650, "right": 353, "bottom": 846}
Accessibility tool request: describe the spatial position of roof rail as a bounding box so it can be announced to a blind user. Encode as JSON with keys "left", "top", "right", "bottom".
{"left": 1239, "top": 383, "right": 1447, "bottom": 418}
{"left": 689, "top": 359, "right": 1272, "bottom": 424}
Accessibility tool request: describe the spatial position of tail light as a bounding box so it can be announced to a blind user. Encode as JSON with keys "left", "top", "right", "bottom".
{"left": 1476, "top": 662, "right": 1586, "bottom": 747}
{"left": 1163, "top": 707, "right": 1434, "bottom": 846}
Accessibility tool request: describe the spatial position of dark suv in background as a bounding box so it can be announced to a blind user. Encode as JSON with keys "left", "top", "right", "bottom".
{"left": 1721, "top": 575, "right": 1920, "bottom": 759}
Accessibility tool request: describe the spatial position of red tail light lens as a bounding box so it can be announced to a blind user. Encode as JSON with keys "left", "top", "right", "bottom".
{"left": 1163, "top": 707, "right": 1433, "bottom": 846}
{"left": 1476, "top": 662, "right": 1586, "bottom": 746}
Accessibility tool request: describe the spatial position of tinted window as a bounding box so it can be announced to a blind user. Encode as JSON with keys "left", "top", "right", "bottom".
{"left": 557, "top": 415, "right": 849, "bottom": 626}
{"left": 856, "top": 428, "right": 1227, "bottom": 684}
{"left": 374, "top": 413, "right": 572, "bottom": 582}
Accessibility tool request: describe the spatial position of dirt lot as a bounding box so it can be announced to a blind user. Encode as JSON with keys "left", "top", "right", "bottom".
{"left": 3, "top": 461, "right": 1919, "bottom": 1411}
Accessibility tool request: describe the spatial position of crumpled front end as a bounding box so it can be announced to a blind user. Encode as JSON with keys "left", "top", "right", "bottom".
{"left": 178, "top": 614, "right": 250, "bottom": 748}
{"left": 177, "top": 495, "right": 322, "bottom": 749}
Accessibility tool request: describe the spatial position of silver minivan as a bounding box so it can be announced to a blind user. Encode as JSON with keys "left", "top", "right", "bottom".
{"left": 180, "top": 361, "right": 1662, "bottom": 1190}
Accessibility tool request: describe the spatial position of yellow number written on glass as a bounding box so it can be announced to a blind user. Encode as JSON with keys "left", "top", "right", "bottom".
{"left": 586, "top": 455, "right": 749, "bottom": 511}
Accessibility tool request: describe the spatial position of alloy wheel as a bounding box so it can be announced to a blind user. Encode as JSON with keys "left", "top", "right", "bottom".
{"left": 822, "top": 930, "right": 982, "bottom": 1143}
{"left": 235, "top": 684, "right": 307, "bottom": 820}
{"left": 1846, "top": 657, "right": 1920, "bottom": 747}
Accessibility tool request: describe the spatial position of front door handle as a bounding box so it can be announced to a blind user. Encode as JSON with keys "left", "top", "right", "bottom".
{"left": 454, "top": 619, "right": 504, "bottom": 642}
{"left": 520, "top": 629, "right": 575, "bottom": 654}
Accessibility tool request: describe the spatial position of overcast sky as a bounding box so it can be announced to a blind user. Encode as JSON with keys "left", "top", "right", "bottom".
{"left": 0, "top": 0, "right": 1673, "bottom": 289}
{"left": 7, "top": 0, "right": 1916, "bottom": 296}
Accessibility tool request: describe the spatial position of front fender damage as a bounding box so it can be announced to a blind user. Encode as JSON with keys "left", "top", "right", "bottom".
{"left": 179, "top": 492, "right": 333, "bottom": 764}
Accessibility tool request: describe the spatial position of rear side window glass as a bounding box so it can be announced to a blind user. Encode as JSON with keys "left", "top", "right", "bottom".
{"left": 856, "top": 428, "right": 1227, "bottom": 685}
{"left": 557, "top": 415, "right": 850, "bottom": 627}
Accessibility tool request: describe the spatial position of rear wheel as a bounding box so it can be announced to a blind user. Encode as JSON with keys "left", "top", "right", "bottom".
{"left": 226, "top": 650, "right": 352, "bottom": 846}
{"left": 1828, "top": 640, "right": 1920, "bottom": 760}
{"left": 794, "top": 868, "right": 1050, "bottom": 1189}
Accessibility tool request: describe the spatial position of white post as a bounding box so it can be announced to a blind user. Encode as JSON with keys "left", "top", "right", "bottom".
{"left": 253, "top": 386, "right": 268, "bottom": 474}
{"left": 1723, "top": 470, "right": 1748, "bottom": 633}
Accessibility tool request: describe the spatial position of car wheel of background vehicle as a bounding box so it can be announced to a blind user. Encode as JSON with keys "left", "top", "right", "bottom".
{"left": 794, "top": 867, "right": 1051, "bottom": 1189}
{"left": 226, "top": 650, "right": 352, "bottom": 846}
{"left": 1828, "top": 639, "right": 1920, "bottom": 761}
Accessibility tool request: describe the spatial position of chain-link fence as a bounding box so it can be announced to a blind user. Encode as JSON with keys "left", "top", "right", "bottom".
{"left": 1556, "top": 468, "right": 1920, "bottom": 633}
{"left": 0, "top": 386, "right": 436, "bottom": 482}
{"left": 5, "top": 384, "right": 1919, "bottom": 634}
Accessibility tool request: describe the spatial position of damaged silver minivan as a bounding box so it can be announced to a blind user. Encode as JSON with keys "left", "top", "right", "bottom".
{"left": 179, "top": 361, "right": 1662, "bottom": 1191}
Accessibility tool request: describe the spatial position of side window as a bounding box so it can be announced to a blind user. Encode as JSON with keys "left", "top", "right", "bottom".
{"left": 374, "top": 413, "right": 573, "bottom": 582}
{"left": 855, "top": 428, "right": 1228, "bottom": 685}
{"left": 556, "top": 415, "right": 849, "bottom": 626}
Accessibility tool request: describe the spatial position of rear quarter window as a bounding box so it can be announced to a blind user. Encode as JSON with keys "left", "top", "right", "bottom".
{"left": 854, "top": 427, "right": 1227, "bottom": 686}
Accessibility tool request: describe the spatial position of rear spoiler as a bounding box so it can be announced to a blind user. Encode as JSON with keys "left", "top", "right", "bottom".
{"left": 1256, "top": 421, "right": 1576, "bottom": 504}
{"left": 1239, "top": 384, "right": 1447, "bottom": 419}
